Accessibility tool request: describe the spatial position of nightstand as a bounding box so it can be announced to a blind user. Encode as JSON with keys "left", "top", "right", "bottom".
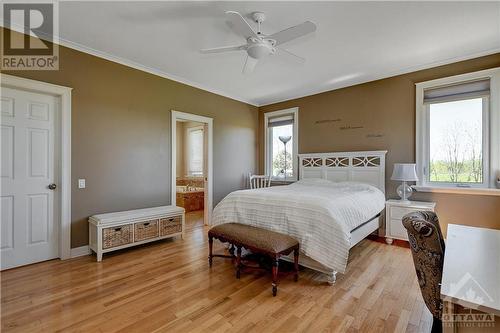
{"left": 385, "top": 199, "right": 436, "bottom": 245}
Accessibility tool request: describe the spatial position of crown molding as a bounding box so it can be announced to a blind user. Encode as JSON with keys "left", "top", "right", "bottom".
{"left": 1, "top": 24, "right": 259, "bottom": 107}
{"left": 58, "top": 37, "right": 259, "bottom": 106}
{"left": 259, "top": 48, "right": 500, "bottom": 106}
{"left": 3, "top": 23, "right": 499, "bottom": 108}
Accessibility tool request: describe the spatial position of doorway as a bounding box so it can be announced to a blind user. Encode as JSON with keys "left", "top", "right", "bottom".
{"left": 171, "top": 111, "right": 213, "bottom": 229}
{"left": 1, "top": 74, "right": 72, "bottom": 270}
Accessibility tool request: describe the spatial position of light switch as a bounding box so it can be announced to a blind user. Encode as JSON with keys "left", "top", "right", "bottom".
{"left": 78, "top": 179, "right": 86, "bottom": 189}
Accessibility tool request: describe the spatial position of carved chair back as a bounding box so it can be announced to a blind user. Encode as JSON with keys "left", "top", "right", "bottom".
{"left": 402, "top": 211, "right": 445, "bottom": 319}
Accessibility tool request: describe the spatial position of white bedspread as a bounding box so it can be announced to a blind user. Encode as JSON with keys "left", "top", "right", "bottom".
{"left": 211, "top": 179, "right": 385, "bottom": 274}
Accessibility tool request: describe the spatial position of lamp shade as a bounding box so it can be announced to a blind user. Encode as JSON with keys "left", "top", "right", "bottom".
{"left": 279, "top": 135, "right": 291, "bottom": 144}
{"left": 391, "top": 163, "right": 418, "bottom": 181}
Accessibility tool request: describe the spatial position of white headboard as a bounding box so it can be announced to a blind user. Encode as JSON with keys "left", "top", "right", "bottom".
{"left": 298, "top": 150, "right": 387, "bottom": 193}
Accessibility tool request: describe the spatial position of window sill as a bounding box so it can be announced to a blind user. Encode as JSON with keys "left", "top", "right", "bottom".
{"left": 413, "top": 186, "right": 500, "bottom": 196}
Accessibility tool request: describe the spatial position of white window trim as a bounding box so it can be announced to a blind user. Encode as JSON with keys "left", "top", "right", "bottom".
{"left": 186, "top": 125, "right": 204, "bottom": 176}
{"left": 415, "top": 67, "right": 500, "bottom": 195}
{"left": 264, "top": 107, "right": 299, "bottom": 181}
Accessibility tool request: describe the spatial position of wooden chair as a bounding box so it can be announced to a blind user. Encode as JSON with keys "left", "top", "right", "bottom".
{"left": 402, "top": 211, "right": 445, "bottom": 333}
{"left": 248, "top": 173, "right": 271, "bottom": 189}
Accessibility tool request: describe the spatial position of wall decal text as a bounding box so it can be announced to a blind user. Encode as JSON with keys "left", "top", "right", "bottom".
{"left": 340, "top": 125, "right": 364, "bottom": 130}
{"left": 315, "top": 119, "right": 341, "bottom": 124}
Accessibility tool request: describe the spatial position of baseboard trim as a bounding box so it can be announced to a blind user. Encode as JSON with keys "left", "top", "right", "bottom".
{"left": 367, "top": 235, "right": 410, "bottom": 248}
{"left": 70, "top": 245, "right": 91, "bottom": 258}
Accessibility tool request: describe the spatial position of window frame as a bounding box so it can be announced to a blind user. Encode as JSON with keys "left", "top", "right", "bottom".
{"left": 415, "top": 67, "right": 500, "bottom": 192}
{"left": 186, "top": 125, "right": 204, "bottom": 177}
{"left": 264, "top": 107, "right": 299, "bottom": 182}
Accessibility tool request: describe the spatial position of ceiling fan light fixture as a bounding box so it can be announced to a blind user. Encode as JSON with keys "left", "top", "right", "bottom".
{"left": 247, "top": 43, "right": 272, "bottom": 59}
{"left": 201, "top": 11, "right": 316, "bottom": 73}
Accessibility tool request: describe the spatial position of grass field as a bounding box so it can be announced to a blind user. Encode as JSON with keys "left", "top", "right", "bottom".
{"left": 430, "top": 160, "right": 482, "bottom": 183}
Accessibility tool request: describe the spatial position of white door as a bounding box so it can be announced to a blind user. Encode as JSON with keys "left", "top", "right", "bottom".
{"left": 1, "top": 87, "right": 59, "bottom": 270}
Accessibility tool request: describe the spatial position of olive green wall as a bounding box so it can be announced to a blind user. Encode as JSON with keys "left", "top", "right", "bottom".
{"left": 3, "top": 32, "right": 258, "bottom": 247}
{"left": 259, "top": 53, "right": 500, "bottom": 236}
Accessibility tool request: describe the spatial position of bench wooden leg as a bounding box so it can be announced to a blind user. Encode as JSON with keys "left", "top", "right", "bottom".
{"left": 272, "top": 258, "right": 279, "bottom": 296}
{"left": 208, "top": 235, "right": 213, "bottom": 267}
{"left": 293, "top": 248, "right": 299, "bottom": 282}
{"left": 236, "top": 246, "right": 242, "bottom": 279}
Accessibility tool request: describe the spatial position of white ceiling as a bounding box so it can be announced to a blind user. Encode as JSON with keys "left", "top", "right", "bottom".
{"left": 55, "top": 1, "right": 500, "bottom": 106}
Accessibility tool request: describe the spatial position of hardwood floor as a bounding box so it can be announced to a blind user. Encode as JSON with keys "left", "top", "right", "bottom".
{"left": 1, "top": 215, "right": 432, "bottom": 333}
{"left": 185, "top": 210, "right": 205, "bottom": 231}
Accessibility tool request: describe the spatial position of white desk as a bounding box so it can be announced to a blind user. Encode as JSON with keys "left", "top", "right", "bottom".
{"left": 441, "top": 224, "right": 500, "bottom": 316}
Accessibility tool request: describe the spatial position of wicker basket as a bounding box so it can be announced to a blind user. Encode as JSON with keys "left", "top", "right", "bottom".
{"left": 160, "top": 217, "right": 182, "bottom": 236}
{"left": 134, "top": 219, "right": 159, "bottom": 241}
{"left": 102, "top": 225, "right": 133, "bottom": 249}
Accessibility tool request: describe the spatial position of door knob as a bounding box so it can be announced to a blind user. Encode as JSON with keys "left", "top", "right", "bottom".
{"left": 48, "top": 183, "right": 57, "bottom": 190}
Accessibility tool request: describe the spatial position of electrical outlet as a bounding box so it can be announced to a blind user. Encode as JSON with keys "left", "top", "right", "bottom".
{"left": 78, "top": 179, "right": 86, "bottom": 189}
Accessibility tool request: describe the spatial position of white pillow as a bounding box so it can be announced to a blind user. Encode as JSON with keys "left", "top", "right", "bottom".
{"left": 294, "top": 178, "right": 334, "bottom": 186}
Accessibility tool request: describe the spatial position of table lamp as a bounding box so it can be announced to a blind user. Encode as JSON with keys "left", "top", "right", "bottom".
{"left": 391, "top": 163, "right": 418, "bottom": 202}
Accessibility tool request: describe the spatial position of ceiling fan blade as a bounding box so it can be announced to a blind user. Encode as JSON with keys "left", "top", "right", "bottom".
{"left": 225, "top": 11, "right": 258, "bottom": 39}
{"left": 277, "top": 47, "right": 306, "bottom": 64}
{"left": 268, "top": 21, "right": 316, "bottom": 46}
{"left": 242, "top": 55, "right": 258, "bottom": 74}
{"left": 200, "top": 45, "right": 246, "bottom": 54}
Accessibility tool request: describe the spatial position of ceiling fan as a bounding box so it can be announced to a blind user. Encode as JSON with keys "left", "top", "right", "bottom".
{"left": 200, "top": 11, "right": 316, "bottom": 74}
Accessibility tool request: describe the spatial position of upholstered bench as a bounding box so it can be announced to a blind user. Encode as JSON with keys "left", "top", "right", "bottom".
{"left": 208, "top": 223, "right": 299, "bottom": 296}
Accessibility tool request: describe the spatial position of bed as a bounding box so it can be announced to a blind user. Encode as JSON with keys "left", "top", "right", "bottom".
{"left": 211, "top": 150, "right": 387, "bottom": 283}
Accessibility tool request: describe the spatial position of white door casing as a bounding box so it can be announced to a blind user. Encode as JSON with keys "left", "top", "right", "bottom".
{"left": 1, "top": 74, "right": 72, "bottom": 269}
{"left": 171, "top": 111, "right": 213, "bottom": 226}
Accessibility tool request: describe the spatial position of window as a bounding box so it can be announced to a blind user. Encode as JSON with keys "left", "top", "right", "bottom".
{"left": 187, "top": 126, "right": 204, "bottom": 176}
{"left": 416, "top": 68, "right": 500, "bottom": 191}
{"left": 264, "top": 108, "right": 298, "bottom": 181}
{"left": 429, "top": 98, "right": 486, "bottom": 185}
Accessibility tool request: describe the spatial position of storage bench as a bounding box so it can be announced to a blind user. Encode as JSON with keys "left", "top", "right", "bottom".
{"left": 208, "top": 223, "right": 299, "bottom": 296}
{"left": 89, "top": 205, "right": 185, "bottom": 261}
